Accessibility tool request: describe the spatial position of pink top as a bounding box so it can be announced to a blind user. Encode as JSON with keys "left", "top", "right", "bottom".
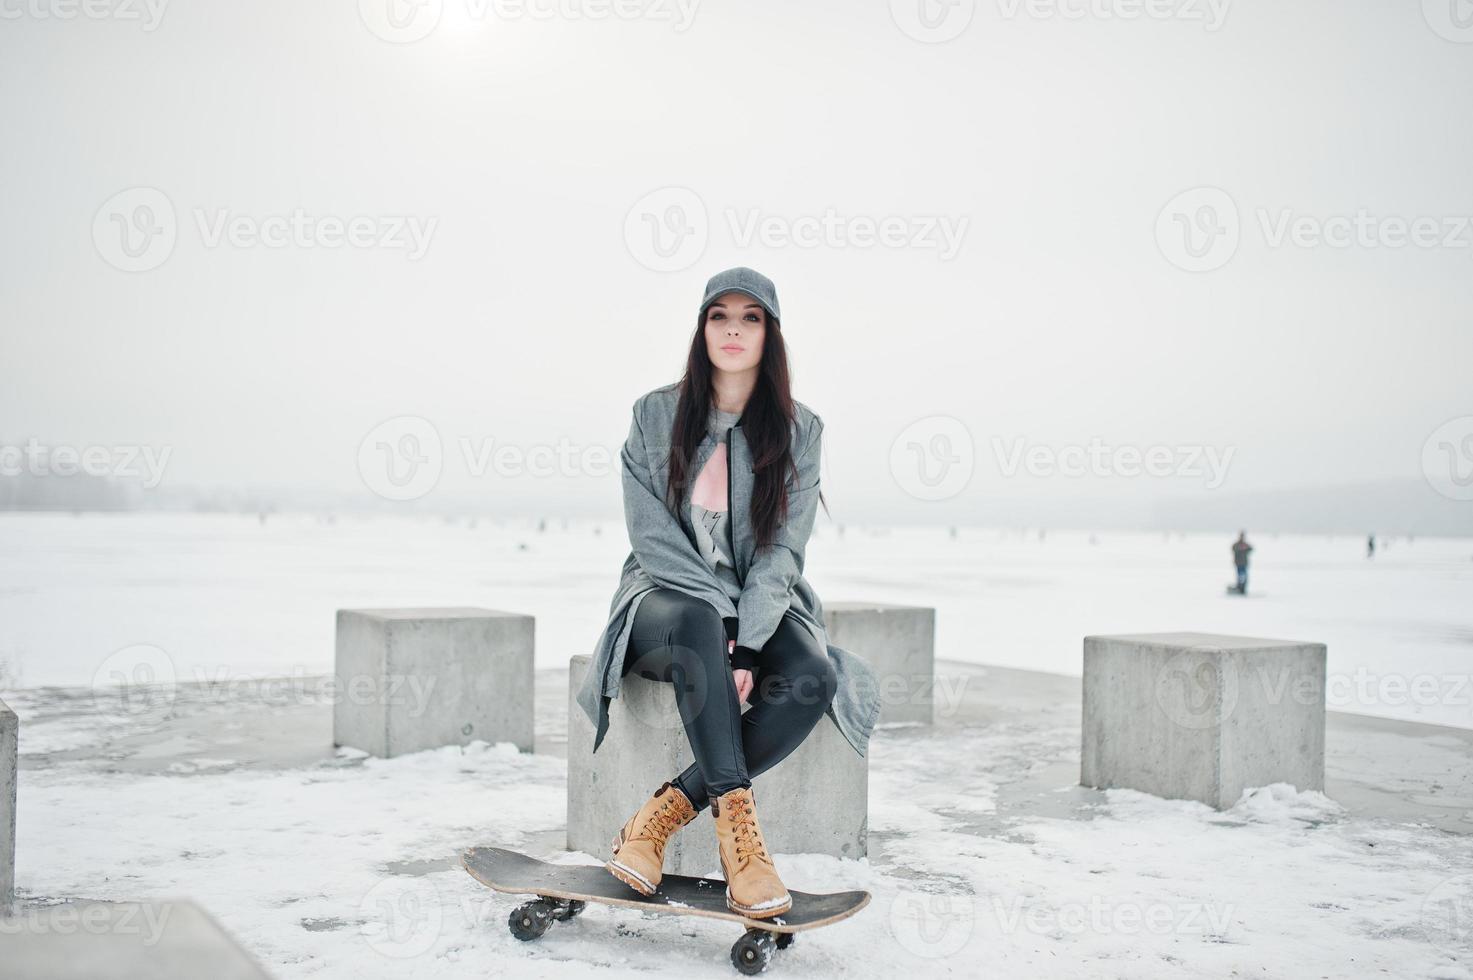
{"left": 690, "top": 406, "right": 743, "bottom": 599}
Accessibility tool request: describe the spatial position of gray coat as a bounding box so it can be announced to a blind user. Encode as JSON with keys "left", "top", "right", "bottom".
{"left": 575, "top": 381, "right": 882, "bottom": 759}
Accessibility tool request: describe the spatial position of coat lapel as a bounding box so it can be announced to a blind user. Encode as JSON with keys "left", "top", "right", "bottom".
{"left": 730, "top": 425, "right": 755, "bottom": 579}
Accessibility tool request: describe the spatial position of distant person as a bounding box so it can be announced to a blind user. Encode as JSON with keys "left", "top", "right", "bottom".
{"left": 1367, "top": 534, "right": 1376, "bottom": 559}
{"left": 1231, "top": 531, "right": 1253, "bottom": 594}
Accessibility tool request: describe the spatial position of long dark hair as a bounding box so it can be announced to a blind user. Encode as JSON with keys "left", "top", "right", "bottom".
{"left": 663, "top": 309, "right": 827, "bottom": 549}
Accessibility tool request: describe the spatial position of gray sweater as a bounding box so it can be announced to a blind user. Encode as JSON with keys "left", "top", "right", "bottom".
{"left": 575, "top": 382, "right": 882, "bottom": 758}
{"left": 690, "top": 405, "right": 744, "bottom": 604}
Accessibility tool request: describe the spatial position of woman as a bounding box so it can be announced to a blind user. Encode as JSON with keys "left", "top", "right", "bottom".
{"left": 574, "top": 266, "right": 882, "bottom": 919}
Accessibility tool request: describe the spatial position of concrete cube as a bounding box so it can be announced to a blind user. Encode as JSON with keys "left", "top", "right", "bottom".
{"left": 824, "top": 601, "right": 936, "bottom": 725}
{"left": 2, "top": 697, "right": 14, "bottom": 912}
{"left": 334, "top": 608, "right": 533, "bottom": 758}
{"left": 1081, "top": 632, "right": 1327, "bottom": 809}
{"left": 567, "top": 654, "right": 867, "bottom": 878}
{"left": 1, "top": 900, "right": 275, "bottom": 978}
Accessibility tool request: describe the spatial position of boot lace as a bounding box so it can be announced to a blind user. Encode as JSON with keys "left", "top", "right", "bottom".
{"left": 642, "top": 798, "right": 687, "bottom": 843}
{"left": 728, "top": 795, "right": 770, "bottom": 866}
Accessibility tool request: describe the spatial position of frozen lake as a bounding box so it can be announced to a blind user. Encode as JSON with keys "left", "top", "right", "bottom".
{"left": 2, "top": 512, "right": 1471, "bottom": 730}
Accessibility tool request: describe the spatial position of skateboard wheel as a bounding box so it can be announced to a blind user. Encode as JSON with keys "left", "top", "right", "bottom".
{"left": 730, "top": 929, "right": 776, "bottom": 975}
{"left": 508, "top": 900, "right": 554, "bottom": 941}
{"left": 774, "top": 931, "right": 795, "bottom": 950}
{"left": 552, "top": 899, "right": 586, "bottom": 921}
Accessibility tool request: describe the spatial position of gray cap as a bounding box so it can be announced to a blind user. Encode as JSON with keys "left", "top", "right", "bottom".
{"left": 698, "top": 266, "right": 781, "bottom": 324}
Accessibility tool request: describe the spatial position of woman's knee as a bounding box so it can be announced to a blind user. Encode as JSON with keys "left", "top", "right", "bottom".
{"left": 785, "top": 651, "right": 838, "bottom": 710}
{"left": 647, "top": 590, "right": 724, "bottom": 658}
{"left": 817, "top": 655, "right": 839, "bottom": 704}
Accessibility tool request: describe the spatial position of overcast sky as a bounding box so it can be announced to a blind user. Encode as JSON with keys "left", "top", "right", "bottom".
{"left": 3, "top": 0, "right": 1470, "bottom": 523}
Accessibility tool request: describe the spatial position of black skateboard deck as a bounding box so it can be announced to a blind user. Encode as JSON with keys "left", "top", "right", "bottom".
{"left": 462, "top": 846, "right": 870, "bottom": 974}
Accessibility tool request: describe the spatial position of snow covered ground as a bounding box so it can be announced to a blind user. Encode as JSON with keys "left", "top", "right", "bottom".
{"left": 5, "top": 665, "right": 1472, "bottom": 979}
{"left": 2, "top": 512, "right": 1471, "bottom": 728}
{"left": 2, "top": 511, "right": 1471, "bottom": 977}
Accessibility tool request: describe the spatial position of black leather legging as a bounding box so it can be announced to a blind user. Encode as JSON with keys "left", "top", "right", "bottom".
{"left": 620, "top": 587, "right": 839, "bottom": 811}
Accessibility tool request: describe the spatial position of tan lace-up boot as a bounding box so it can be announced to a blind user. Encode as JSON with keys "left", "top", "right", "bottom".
{"left": 710, "top": 785, "right": 792, "bottom": 918}
{"left": 606, "top": 781, "right": 698, "bottom": 895}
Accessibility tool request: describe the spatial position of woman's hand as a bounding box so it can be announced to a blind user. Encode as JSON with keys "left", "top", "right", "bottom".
{"left": 729, "top": 639, "right": 754, "bottom": 704}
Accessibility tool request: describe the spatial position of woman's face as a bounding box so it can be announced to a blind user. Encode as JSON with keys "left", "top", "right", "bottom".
{"left": 703, "top": 291, "right": 766, "bottom": 374}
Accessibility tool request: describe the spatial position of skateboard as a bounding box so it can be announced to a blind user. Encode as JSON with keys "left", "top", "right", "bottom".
{"left": 462, "top": 846, "right": 870, "bottom": 975}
